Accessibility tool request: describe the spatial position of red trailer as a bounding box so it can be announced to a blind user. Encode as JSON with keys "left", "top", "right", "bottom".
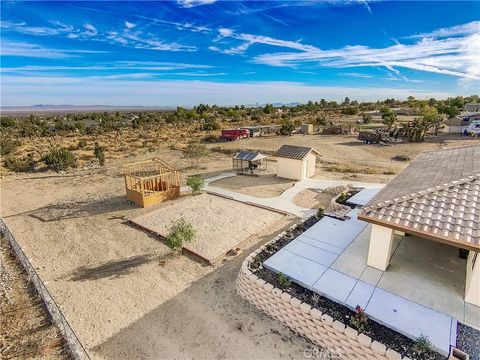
{"left": 221, "top": 129, "right": 249, "bottom": 141}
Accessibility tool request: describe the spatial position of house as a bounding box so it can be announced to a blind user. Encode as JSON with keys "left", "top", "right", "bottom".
{"left": 232, "top": 151, "right": 267, "bottom": 175}
{"left": 464, "top": 103, "right": 480, "bottom": 113}
{"left": 358, "top": 145, "right": 480, "bottom": 306}
{"left": 441, "top": 113, "right": 480, "bottom": 133}
{"left": 273, "top": 145, "right": 319, "bottom": 180}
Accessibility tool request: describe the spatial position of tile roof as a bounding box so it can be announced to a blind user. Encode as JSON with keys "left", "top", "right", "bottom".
{"left": 359, "top": 145, "right": 480, "bottom": 250}
{"left": 273, "top": 145, "right": 319, "bottom": 160}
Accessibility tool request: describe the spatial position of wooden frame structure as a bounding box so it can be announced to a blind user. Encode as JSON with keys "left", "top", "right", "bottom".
{"left": 124, "top": 159, "right": 180, "bottom": 207}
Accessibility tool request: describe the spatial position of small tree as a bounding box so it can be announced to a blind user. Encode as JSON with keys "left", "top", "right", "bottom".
{"left": 183, "top": 143, "right": 210, "bottom": 168}
{"left": 381, "top": 108, "right": 397, "bottom": 130}
{"left": 165, "top": 218, "right": 196, "bottom": 251}
{"left": 362, "top": 113, "right": 372, "bottom": 124}
{"left": 280, "top": 120, "right": 295, "bottom": 136}
{"left": 43, "top": 148, "right": 76, "bottom": 172}
{"left": 187, "top": 175, "right": 204, "bottom": 195}
{"left": 94, "top": 142, "right": 105, "bottom": 166}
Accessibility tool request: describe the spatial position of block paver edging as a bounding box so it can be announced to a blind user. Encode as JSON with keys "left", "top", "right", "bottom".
{"left": 236, "top": 228, "right": 410, "bottom": 360}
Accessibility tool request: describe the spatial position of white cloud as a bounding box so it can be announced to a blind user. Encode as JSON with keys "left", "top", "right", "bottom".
{"left": 0, "top": 40, "right": 106, "bottom": 59}
{"left": 408, "top": 21, "right": 480, "bottom": 39}
{"left": 83, "top": 23, "right": 97, "bottom": 36}
{"left": 250, "top": 22, "right": 480, "bottom": 80}
{"left": 338, "top": 72, "right": 373, "bottom": 78}
{"left": 125, "top": 21, "right": 136, "bottom": 29}
{"left": 177, "top": 0, "right": 217, "bottom": 8}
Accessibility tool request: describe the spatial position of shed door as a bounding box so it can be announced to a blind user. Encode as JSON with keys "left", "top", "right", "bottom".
{"left": 303, "top": 160, "right": 308, "bottom": 179}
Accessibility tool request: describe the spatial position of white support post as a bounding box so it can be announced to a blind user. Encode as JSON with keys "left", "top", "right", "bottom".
{"left": 367, "top": 224, "right": 395, "bottom": 271}
{"left": 465, "top": 251, "right": 480, "bottom": 306}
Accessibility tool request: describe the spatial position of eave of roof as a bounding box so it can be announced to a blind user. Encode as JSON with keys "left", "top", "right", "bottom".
{"left": 358, "top": 213, "right": 480, "bottom": 251}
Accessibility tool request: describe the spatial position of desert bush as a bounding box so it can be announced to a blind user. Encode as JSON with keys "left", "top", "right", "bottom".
{"left": 187, "top": 175, "right": 204, "bottom": 195}
{"left": 3, "top": 154, "right": 35, "bottom": 172}
{"left": 202, "top": 134, "right": 219, "bottom": 143}
{"left": 165, "top": 218, "right": 196, "bottom": 251}
{"left": 317, "top": 207, "right": 324, "bottom": 218}
{"left": 77, "top": 139, "right": 88, "bottom": 149}
{"left": 349, "top": 305, "right": 368, "bottom": 333}
{"left": 94, "top": 142, "right": 105, "bottom": 166}
{"left": 413, "top": 335, "right": 433, "bottom": 355}
{"left": 183, "top": 143, "right": 210, "bottom": 168}
{"left": 0, "top": 117, "right": 15, "bottom": 128}
{"left": 391, "top": 154, "right": 410, "bottom": 162}
{"left": 280, "top": 120, "right": 295, "bottom": 136}
{"left": 278, "top": 273, "right": 291, "bottom": 288}
{"left": 0, "top": 137, "right": 19, "bottom": 156}
{"left": 43, "top": 148, "right": 76, "bottom": 172}
{"left": 336, "top": 192, "right": 349, "bottom": 204}
{"left": 201, "top": 118, "right": 220, "bottom": 131}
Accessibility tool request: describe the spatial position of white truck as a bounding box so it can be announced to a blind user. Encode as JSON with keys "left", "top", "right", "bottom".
{"left": 465, "top": 120, "right": 480, "bottom": 137}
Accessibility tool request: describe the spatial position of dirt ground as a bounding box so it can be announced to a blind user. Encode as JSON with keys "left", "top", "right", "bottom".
{"left": 131, "top": 193, "right": 284, "bottom": 262}
{"left": 1, "top": 132, "right": 478, "bottom": 359}
{"left": 210, "top": 173, "right": 295, "bottom": 198}
{"left": 0, "top": 236, "right": 69, "bottom": 360}
{"left": 293, "top": 189, "right": 336, "bottom": 210}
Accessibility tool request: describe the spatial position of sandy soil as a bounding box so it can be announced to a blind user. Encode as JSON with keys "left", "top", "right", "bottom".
{"left": 0, "top": 236, "right": 69, "bottom": 360}
{"left": 131, "top": 193, "right": 284, "bottom": 262}
{"left": 293, "top": 189, "right": 336, "bottom": 210}
{"left": 0, "top": 169, "right": 320, "bottom": 359}
{"left": 210, "top": 173, "right": 295, "bottom": 198}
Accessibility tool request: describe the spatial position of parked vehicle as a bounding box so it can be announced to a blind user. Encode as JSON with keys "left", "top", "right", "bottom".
{"left": 358, "top": 131, "right": 383, "bottom": 144}
{"left": 220, "top": 129, "right": 249, "bottom": 141}
{"left": 464, "top": 120, "right": 480, "bottom": 136}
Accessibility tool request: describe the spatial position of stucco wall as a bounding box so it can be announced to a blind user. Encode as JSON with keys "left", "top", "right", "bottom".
{"left": 306, "top": 152, "right": 316, "bottom": 178}
{"left": 276, "top": 157, "right": 304, "bottom": 180}
{"left": 465, "top": 251, "right": 480, "bottom": 306}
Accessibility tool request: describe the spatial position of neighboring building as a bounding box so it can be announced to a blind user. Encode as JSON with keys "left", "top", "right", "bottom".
{"left": 273, "top": 145, "right": 319, "bottom": 180}
{"left": 441, "top": 113, "right": 480, "bottom": 134}
{"left": 232, "top": 151, "right": 267, "bottom": 175}
{"left": 358, "top": 145, "right": 480, "bottom": 306}
{"left": 465, "top": 103, "right": 480, "bottom": 113}
{"left": 240, "top": 125, "right": 280, "bottom": 137}
{"left": 301, "top": 123, "right": 313, "bottom": 134}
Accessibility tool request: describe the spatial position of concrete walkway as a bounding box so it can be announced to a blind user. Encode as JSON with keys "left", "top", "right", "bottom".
{"left": 185, "top": 172, "right": 384, "bottom": 218}
{"left": 264, "top": 190, "right": 456, "bottom": 356}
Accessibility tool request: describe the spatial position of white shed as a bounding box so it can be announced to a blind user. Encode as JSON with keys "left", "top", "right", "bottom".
{"left": 273, "top": 145, "right": 320, "bottom": 180}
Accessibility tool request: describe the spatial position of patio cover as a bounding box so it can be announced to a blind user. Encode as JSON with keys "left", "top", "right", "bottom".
{"left": 359, "top": 145, "right": 480, "bottom": 251}
{"left": 233, "top": 151, "right": 267, "bottom": 162}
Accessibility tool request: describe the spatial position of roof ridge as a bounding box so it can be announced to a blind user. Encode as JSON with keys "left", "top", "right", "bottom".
{"left": 364, "top": 173, "right": 480, "bottom": 212}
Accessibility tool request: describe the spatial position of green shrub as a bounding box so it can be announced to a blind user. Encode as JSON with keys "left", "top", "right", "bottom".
{"left": 350, "top": 305, "right": 368, "bottom": 333}
{"left": 337, "top": 192, "right": 349, "bottom": 204}
{"left": 187, "top": 175, "right": 205, "bottom": 195}
{"left": 317, "top": 207, "right": 324, "bottom": 218}
{"left": 278, "top": 273, "right": 291, "bottom": 288}
{"left": 43, "top": 148, "right": 76, "bottom": 172}
{"left": 165, "top": 218, "right": 196, "bottom": 251}
{"left": 3, "top": 154, "right": 35, "bottom": 172}
{"left": 280, "top": 120, "right": 295, "bottom": 136}
{"left": 0, "top": 137, "right": 19, "bottom": 156}
{"left": 202, "top": 118, "right": 220, "bottom": 131}
{"left": 413, "top": 335, "right": 432, "bottom": 355}
{"left": 0, "top": 117, "right": 15, "bottom": 128}
{"left": 94, "top": 142, "right": 105, "bottom": 166}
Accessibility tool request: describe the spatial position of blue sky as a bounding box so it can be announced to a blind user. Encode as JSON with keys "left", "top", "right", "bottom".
{"left": 1, "top": 1, "right": 479, "bottom": 106}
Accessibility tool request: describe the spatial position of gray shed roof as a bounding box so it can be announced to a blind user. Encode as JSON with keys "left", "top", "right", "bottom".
{"left": 233, "top": 151, "right": 267, "bottom": 161}
{"left": 273, "top": 145, "right": 319, "bottom": 160}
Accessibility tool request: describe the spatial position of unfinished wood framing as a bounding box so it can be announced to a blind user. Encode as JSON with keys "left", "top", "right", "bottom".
{"left": 124, "top": 158, "right": 180, "bottom": 207}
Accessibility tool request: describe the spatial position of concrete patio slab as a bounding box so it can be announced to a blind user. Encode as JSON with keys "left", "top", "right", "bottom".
{"left": 302, "top": 218, "right": 366, "bottom": 250}
{"left": 346, "top": 280, "right": 375, "bottom": 310}
{"left": 296, "top": 234, "right": 344, "bottom": 255}
{"left": 284, "top": 240, "right": 339, "bottom": 267}
{"left": 263, "top": 250, "right": 327, "bottom": 288}
{"left": 359, "top": 266, "right": 383, "bottom": 286}
{"left": 312, "top": 269, "right": 357, "bottom": 303}
{"left": 365, "top": 288, "right": 452, "bottom": 354}
{"left": 465, "top": 303, "right": 480, "bottom": 330}
{"left": 347, "top": 188, "right": 382, "bottom": 206}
